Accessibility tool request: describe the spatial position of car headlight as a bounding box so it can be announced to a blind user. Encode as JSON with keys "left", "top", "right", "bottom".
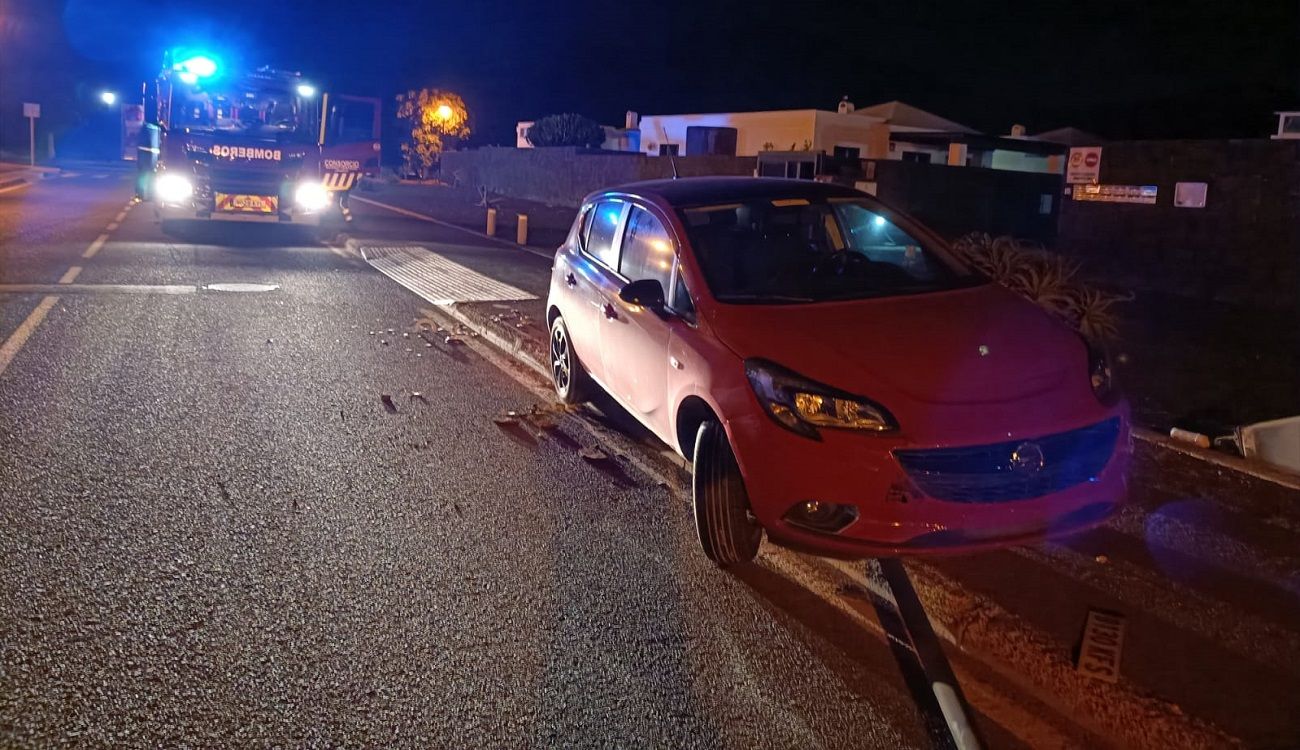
{"left": 1085, "top": 340, "right": 1118, "bottom": 404}
{"left": 294, "top": 182, "right": 330, "bottom": 211}
{"left": 744, "top": 358, "right": 897, "bottom": 440}
{"left": 155, "top": 172, "right": 193, "bottom": 204}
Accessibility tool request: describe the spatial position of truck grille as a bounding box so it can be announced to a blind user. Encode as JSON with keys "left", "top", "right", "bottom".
{"left": 894, "top": 418, "right": 1120, "bottom": 503}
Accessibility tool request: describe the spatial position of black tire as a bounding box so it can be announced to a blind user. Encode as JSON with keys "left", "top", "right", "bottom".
{"left": 692, "top": 420, "right": 762, "bottom": 567}
{"left": 549, "top": 315, "right": 589, "bottom": 404}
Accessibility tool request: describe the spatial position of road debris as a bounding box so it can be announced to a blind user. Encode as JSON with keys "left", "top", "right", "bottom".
{"left": 579, "top": 446, "right": 609, "bottom": 462}
{"left": 410, "top": 392, "right": 429, "bottom": 405}
{"left": 380, "top": 394, "right": 398, "bottom": 414}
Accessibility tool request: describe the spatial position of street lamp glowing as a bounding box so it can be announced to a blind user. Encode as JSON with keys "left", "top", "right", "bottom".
{"left": 99, "top": 91, "right": 117, "bottom": 106}
{"left": 296, "top": 84, "right": 317, "bottom": 98}
{"left": 435, "top": 103, "right": 454, "bottom": 120}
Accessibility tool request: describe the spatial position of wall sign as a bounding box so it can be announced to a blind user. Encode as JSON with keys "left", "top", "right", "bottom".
{"left": 1066, "top": 146, "right": 1102, "bottom": 184}
{"left": 1072, "top": 183, "right": 1158, "bottom": 204}
{"left": 1174, "top": 182, "right": 1208, "bottom": 208}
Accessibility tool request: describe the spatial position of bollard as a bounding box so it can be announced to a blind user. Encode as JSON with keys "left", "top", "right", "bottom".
{"left": 516, "top": 213, "right": 528, "bottom": 245}
{"left": 878, "top": 558, "right": 982, "bottom": 750}
{"left": 486, "top": 207, "right": 497, "bottom": 237}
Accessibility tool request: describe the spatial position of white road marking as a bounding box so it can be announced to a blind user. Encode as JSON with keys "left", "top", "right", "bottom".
{"left": 114, "top": 212, "right": 127, "bottom": 222}
{"left": 106, "top": 221, "right": 119, "bottom": 231}
{"left": 82, "top": 234, "right": 110, "bottom": 259}
{"left": 351, "top": 195, "right": 554, "bottom": 260}
{"left": 0, "top": 296, "right": 59, "bottom": 378}
{"left": 0, "top": 283, "right": 196, "bottom": 295}
{"left": 58, "top": 266, "right": 83, "bottom": 284}
{"left": 0, "top": 181, "right": 30, "bottom": 195}
{"left": 361, "top": 244, "right": 537, "bottom": 304}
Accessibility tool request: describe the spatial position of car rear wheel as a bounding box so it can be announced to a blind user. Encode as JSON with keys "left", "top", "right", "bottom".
{"left": 692, "top": 420, "right": 762, "bottom": 567}
{"left": 549, "top": 315, "right": 589, "bottom": 404}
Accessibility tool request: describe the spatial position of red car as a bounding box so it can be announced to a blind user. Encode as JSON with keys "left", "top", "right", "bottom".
{"left": 546, "top": 177, "right": 1130, "bottom": 566}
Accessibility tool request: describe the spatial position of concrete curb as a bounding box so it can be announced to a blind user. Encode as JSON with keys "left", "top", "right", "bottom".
{"left": 417, "top": 277, "right": 1237, "bottom": 749}
{"left": 350, "top": 195, "right": 557, "bottom": 260}
{"left": 1134, "top": 426, "right": 1300, "bottom": 491}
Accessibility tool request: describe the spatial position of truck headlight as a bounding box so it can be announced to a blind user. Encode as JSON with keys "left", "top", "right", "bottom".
{"left": 294, "top": 182, "right": 330, "bottom": 211}
{"left": 744, "top": 358, "right": 897, "bottom": 440}
{"left": 155, "top": 173, "right": 193, "bottom": 204}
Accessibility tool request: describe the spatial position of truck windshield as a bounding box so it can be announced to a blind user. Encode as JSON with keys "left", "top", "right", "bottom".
{"left": 679, "top": 198, "right": 982, "bottom": 304}
{"left": 170, "top": 82, "right": 310, "bottom": 141}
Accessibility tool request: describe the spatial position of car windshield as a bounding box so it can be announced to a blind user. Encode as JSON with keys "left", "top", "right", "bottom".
{"left": 170, "top": 82, "right": 310, "bottom": 141}
{"left": 679, "top": 197, "right": 981, "bottom": 303}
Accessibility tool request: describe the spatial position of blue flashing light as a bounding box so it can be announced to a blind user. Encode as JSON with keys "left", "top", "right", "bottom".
{"left": 872, "top": 215, "right": 887, "bottom": 228}
{"left": 182, "top": 55, "right": 218, "bottom": 78}
{"left": 296, "top": 84, "right": 317, "bottom": 98}
{"left": 177, "top": 71, "right": 199, "bottom": 85}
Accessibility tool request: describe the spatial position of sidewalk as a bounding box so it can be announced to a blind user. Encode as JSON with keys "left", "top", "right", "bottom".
{"left": 356, "top": 179, "right": 575, "bottom": 254}
{"left": 344, "top": 231, "right": 1300, "bottom": 748}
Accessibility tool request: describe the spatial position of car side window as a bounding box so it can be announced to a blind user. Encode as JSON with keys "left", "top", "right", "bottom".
{"left": 618, "top": 206, "right": 675, "bottom": 292}
{"left": 584, "top": 200, "right": 624, "bottom": 269}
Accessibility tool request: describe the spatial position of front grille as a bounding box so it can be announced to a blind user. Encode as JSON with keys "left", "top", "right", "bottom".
{"left": 894, "top": 418, "right": 1120, "bottom": 503}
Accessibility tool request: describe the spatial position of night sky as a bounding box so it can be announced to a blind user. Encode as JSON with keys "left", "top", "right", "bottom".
{"left": 1, "top": 0, "right": 1296, "bottom": 150}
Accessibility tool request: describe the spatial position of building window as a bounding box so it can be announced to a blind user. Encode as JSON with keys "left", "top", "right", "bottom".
{"left": 658, "top": 143, "right": 680, "bottom": 156}
{"left": 833, "top": 145, "right": 861, "bottom": 160}
{"left": 901, "top": 151, "right": 931, "bottom": 164}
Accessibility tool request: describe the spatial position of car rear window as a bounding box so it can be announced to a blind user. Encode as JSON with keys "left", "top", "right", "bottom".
{"left": 583, "top": 200, "right": 624, "bottom": 269}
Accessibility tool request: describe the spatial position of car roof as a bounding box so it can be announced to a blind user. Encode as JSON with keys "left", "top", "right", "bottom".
{"left": 592, "top": 177, "right": 867, "bottom": 207}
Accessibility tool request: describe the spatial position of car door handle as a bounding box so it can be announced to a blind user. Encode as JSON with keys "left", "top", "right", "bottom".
{"left": 565, "top": 273, "right": 577, "bottom": 287}
{"left": 603, "top": 303, "right": 619, "bottom": 320}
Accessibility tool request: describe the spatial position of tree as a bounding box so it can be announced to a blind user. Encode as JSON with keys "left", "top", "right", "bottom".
{"left": 395, "top": 88, "right": 471, "bottom": 177}
{"left": 525, "top": 113, "right": 605, "bottom": 148}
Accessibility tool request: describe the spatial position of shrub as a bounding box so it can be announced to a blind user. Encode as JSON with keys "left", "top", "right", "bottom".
{"left": 951, "top": 232, "right": 1126, "bottom": 345}
{"left": 525, "top": 114, "right": 606, "bottom": 148}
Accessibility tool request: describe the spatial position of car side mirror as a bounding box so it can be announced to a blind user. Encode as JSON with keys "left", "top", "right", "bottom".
{"left": 618, "top": 278, "right": 666, "bottom": 311}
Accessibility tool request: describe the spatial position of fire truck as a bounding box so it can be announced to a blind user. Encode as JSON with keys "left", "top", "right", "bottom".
{"left": 136, "top": 50, "right": 380, "bottom": 225}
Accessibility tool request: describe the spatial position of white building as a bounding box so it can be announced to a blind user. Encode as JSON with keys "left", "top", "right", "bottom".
{"left": 637, "top": 100, "right": 976, "bottom": 161}
{"left": 516, "top": 101, "right": 1069, "bottom": 174}
{"left": 640, "top": 101, "right": 1070, "bottom": 174}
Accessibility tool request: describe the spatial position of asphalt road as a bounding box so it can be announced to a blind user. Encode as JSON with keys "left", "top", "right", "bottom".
{"left": 0, "top": 171, "right": 985, "bottom": 748}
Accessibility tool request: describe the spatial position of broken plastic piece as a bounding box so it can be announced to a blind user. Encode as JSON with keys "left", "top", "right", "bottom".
{"left": 579, "top": 446, "right": 609, "bottom": 462}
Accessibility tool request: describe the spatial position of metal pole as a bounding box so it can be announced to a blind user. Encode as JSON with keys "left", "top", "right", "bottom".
{"left": 29, "top": 116, "right": 36, "bottom": 166}
{"left": 877, "top": 558, "right": 982, "bottom": 750}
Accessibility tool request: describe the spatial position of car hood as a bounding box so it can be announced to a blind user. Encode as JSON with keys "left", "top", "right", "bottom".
{"left": 708, "top": 284, "right": 1104, "bottom": 439}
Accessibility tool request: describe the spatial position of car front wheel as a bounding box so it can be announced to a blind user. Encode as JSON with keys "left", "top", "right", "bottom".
{"left": 692, "top": 420, "right": 762, "bottom": 567}
{"left": 549, "top": 315, "right": 589, "bottom": 404}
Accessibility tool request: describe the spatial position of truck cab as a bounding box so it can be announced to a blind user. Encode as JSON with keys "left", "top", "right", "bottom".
{"left": 137, "top": 54, "right": 379, "bottom": 226}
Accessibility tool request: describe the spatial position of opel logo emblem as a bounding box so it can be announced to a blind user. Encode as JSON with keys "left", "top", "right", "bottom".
{"left": 1010, "top": 442, "right": 1045, "bottom": 473}
{"left": 978, "top": 345, "right": 990, "bottom": 357}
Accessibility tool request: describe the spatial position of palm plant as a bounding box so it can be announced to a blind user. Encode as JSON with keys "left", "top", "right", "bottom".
{"left": 951, "top": 232, "right": 1124, "bottom": 345}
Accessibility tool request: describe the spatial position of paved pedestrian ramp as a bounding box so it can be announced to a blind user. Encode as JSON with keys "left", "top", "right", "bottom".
{"left": 359, "top": 244, "right": 537, "bottom": 305}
